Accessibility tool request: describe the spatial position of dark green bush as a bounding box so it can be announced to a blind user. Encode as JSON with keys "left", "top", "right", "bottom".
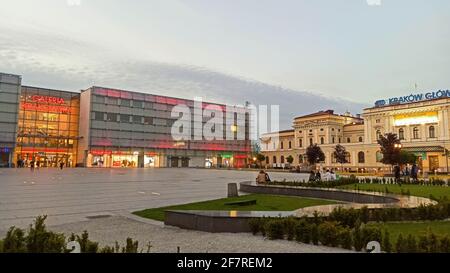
{"left": 265, "top": 219, "right": 285, "bottom": 240}
{"left": 283, "top": 218, "right": 297, "bottom": 241}
{"left": 318, "top": 221, "right": 340, "bottom": 247}
{"left": 311, "top": 224, "right": 319, "bottom": 245}
{"left": 295, "top": 219, "right": 312, "bottom": 244}
{"left": 352, "top": 224, "right": 364, "bottom": 251}
{"left": 249, "top": 218, "right": 264, "bottom": 235}
{"left": 405, "top": 234, "right": 418, "bottom": 253}
{"left": 361, "top": 226, "right": 382, "bottom": 248}
{"left": 68, "top": 231, "right": 99, "bottom": 253}
{"left": 338, "top": 227, "right": 353, "bottom": 250}
{"left": 2, "top": 227, "right": 27, "bottom": 253}
{"left": 382, "top": 230, "right": 392, "bottom": 253}
{"left": 396, "top": 234, "right": 407, "bottom": 253}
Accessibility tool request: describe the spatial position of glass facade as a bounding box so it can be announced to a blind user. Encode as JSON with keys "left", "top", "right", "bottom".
{"left": 0, "top": 73, "right": 21, "bottom": 167}
{"left": 15, "top": 86, "right": 80, "bottom": 167}
{"left": 79, "top": 87, "right": 251, "bottom": 168}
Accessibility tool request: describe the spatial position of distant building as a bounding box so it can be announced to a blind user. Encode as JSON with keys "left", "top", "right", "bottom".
{"left": 0, "top": 72, "right": 251, "bottom": 168}
{"left": 261, "top": 97, "right": 450, "bottom": 173}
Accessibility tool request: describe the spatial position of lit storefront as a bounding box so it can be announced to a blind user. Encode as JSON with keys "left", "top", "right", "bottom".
{"left": 15, "top": 86, "right": 80, "bottom": 167}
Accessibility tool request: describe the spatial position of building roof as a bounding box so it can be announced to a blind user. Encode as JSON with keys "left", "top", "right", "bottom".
{"left": 294, "top": 110, "right": 335, "bottom": 119}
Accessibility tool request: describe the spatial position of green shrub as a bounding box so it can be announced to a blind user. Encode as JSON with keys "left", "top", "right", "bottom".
{"left": 440, "top": 236, "right": 450, "bottom": 253}
{"left": 295, "top": 219, "right": 312, "bottom": 244}
{"left": 382, "top": 230, "right": 392, "bottom": 253}
{"left": 283, "top": 218, "right": 297, "bottom": 241}
{"left": 405, "top": 234, "right": 418, "bottom": 253}
{"left": 26, "top": 215, "right": 66, "bottom": 253}
{"left": 318, "top": 221, "right": 340, "bottom": 247}
{"left": 2, "top": 227, "right": 27, "bottom": 253}
{"left": 352, "top": 224, "right": 364, "bottom": 252}
{"left": 311, "top": 224, "right": 319, "bottom": 245}
{"left": 361, "top": 226, "right": 382, "bottom": 248}
{"left": 122, "top": 238, "right": 139, "bottom": 253}
{"left": 249, "top": 218, "right": 264, "bottom": 235}
{"left": 265, "top": 219, "right": 285, "bottom": 240}
{"left": 338, "top": 227, "right": 353, "bottom": 250}
{"left": 396, "top": 234, "right": 407, "bottom": 253}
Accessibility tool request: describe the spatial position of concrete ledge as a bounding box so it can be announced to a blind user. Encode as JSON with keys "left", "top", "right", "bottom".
{"left": 239, "top": 181, "right": 399, "bottom": 204}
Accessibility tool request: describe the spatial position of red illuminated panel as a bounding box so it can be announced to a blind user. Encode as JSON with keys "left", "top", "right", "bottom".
{"left": 91, "top": 150, "right": 112, "bottom": 155}
{"left": 32, "top": 95, "right": 65, "bottom": 104}
{"left": 234, "top": 155, "right": 248, "bottom": 159}
{"left": 21, "top": 103, "right": 71, "bottom": 114}
{"left": 202, "top": 102, "right": 224, "bottom": 112}
{"left": 93, "top": 88, "right": 108, "bottom": 96}
{"left": 107, "top": 89, "right": 122, "bottom": 98}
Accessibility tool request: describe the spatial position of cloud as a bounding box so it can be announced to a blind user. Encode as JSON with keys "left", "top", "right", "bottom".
{"left": 0, "top": 24, "right": 368, "bottom": 130}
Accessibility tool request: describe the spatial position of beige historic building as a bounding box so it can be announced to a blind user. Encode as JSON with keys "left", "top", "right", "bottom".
{"left": 261, "top": 96, "right": 450, "bottom": 173}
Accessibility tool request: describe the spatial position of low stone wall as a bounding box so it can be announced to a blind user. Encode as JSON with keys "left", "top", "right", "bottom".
{"left": 239, "top": 181, "right": 399, "bottom": 204}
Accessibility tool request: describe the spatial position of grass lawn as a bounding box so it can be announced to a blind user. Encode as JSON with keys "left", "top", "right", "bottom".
{"left": 337, "top": 183, "right": 450, "bottom": 200}
{"left": 368, "top": 221, "right": 450, "bottom": 243}
{"left": 133, "top": 194, "right": 337, "bottom": 221}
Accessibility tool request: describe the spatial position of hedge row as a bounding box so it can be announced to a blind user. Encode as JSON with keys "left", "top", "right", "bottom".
{"left": 249, "top": 217, "right": 450, "bottom": 253}
{"left": 0, "top": 216, "right": 150, "bottom": 253}
{"left": 270, "top": 176, "right": 449, "bottom": 188}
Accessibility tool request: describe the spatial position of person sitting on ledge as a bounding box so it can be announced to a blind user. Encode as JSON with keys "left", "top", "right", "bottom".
{"left": 256, "top": 170, "right": 270, "bottom": 184}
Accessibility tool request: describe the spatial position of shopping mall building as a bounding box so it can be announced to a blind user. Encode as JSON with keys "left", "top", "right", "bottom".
{"left": 0, "top": 72, "right": 251, "bottom": 168}
{"left": 261, "top": 90, "right": 450, "bottom": 173}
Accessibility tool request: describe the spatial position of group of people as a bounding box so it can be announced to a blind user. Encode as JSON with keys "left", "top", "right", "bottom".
{"left": 394, "top": 163, "right": 419, "bottom": 182}
{"left": 308, "top": 169, "right": 337, "bottom": 182}
{"left": 16, "top": 158, "right": 66, "bottom": 171}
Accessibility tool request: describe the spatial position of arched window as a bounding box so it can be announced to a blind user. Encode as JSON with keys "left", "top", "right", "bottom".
{"left": 429, "top": 126, "right": 436, "bottom": 138}
{"left": 376, "top": 130, "right": 382, "bottom": 140}
{"left": 376, "top": 151, "right": 383, "bottom": 162}
{"left": 280, "top": 142, "right": 284, "bottom": 149}
{"left": 309, "top": 138, "right": 313, "bottom": 146}
{"left": 398, "top": 128, "right": 405, "bottom": 140}
{"left": 273, "top": 156, "right": 277, "bottom": 164}
{"left": 320, "top": 137, "right": 324, "bottom": 144}
{"left": 358, "top": 151, "right": 365, "bottom": 163}
{"left": 281, "top": 156, "right": 285, "bottom": 164}
{"left": 347, "top": 137, "right": 351, "bottom": 143}
{"left": 413, "top": 127, "right": 419, "bottom": 139}
{"left": 265, "top": 156, "right": 269, "bottom": 164}
{"left": 345, "top": 152, "right": 351, "bottom": 164}
{"left": 359, "top": 136, "right": 363, "bottom": 142}
{"left": 299, "top": 139, "right": 303, "bottom": 147}
{"left": 288, "top": 141, "right": 292, "bottom": 149}
{"left": 332, "top": 137, "right": 335, "bottom": 144}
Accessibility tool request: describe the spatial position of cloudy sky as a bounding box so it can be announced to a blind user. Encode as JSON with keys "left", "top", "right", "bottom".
{"left": 0, "top": 0, "right": 449, "bottom": 129}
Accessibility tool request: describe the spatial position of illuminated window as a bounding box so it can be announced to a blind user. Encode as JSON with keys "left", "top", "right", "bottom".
{"left": 429, "top": 126, "right": 436, "bottom": 138}
{"left": 398, "top": 128, "right": 405, "bottom": 140}
{"left": 413, "top": 127, "right": 419, "bottom": 139}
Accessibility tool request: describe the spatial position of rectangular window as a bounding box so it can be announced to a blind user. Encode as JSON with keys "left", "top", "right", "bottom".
{"left": 144, "top": 102, "right": 153, "bottom": 109}
{"left": 133, "top": 115, "right": 142, "bottom": 124}
{"left": 120, "top": 114, "right": 131, "bottom": 123}
{"left": 93, "top": 112, "right": 104, "bottom": 121}
{"left": 107, "top": 97, "right": 118, "bottom": 105}
{"left": 121, "top": 99, "right": 131, "bottom": 107}
{"left": 144, "top": 117, "right": 152, "bottom": 125}
{"left": 93, "top": 95, "right": 105, "bottom": 104}
{"left": 132, "top": 100, "right": 143, "bottom": 108}
{"left": 107, "top": 113, "right": 118, "bottom": 122}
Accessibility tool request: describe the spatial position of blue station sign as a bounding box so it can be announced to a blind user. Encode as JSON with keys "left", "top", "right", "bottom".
{"left": 375, "top": 90, "right": 450, "bottom": 107}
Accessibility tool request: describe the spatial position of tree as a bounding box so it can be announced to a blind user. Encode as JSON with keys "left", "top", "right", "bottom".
{"left": 399, "top": 150, "right": 417, "bottom": 165}
{"left": 333, "top": 144, "right": 348, "bottom": 171}
{"left": 286, "top": 155, "right": 294, "bottom": 165}
{"left": 306, "top": 144, "right": 325, "bottom": 166}
{"left": 377, "top": 133, "right": 401, "bottom": 166}
{"left": 256, "top": 153, "right": 266, "bottom": 167}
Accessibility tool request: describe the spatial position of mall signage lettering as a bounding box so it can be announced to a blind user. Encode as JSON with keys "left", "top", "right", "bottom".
{"left": 375, "top": 90, "right": 450, "bottom": 107}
